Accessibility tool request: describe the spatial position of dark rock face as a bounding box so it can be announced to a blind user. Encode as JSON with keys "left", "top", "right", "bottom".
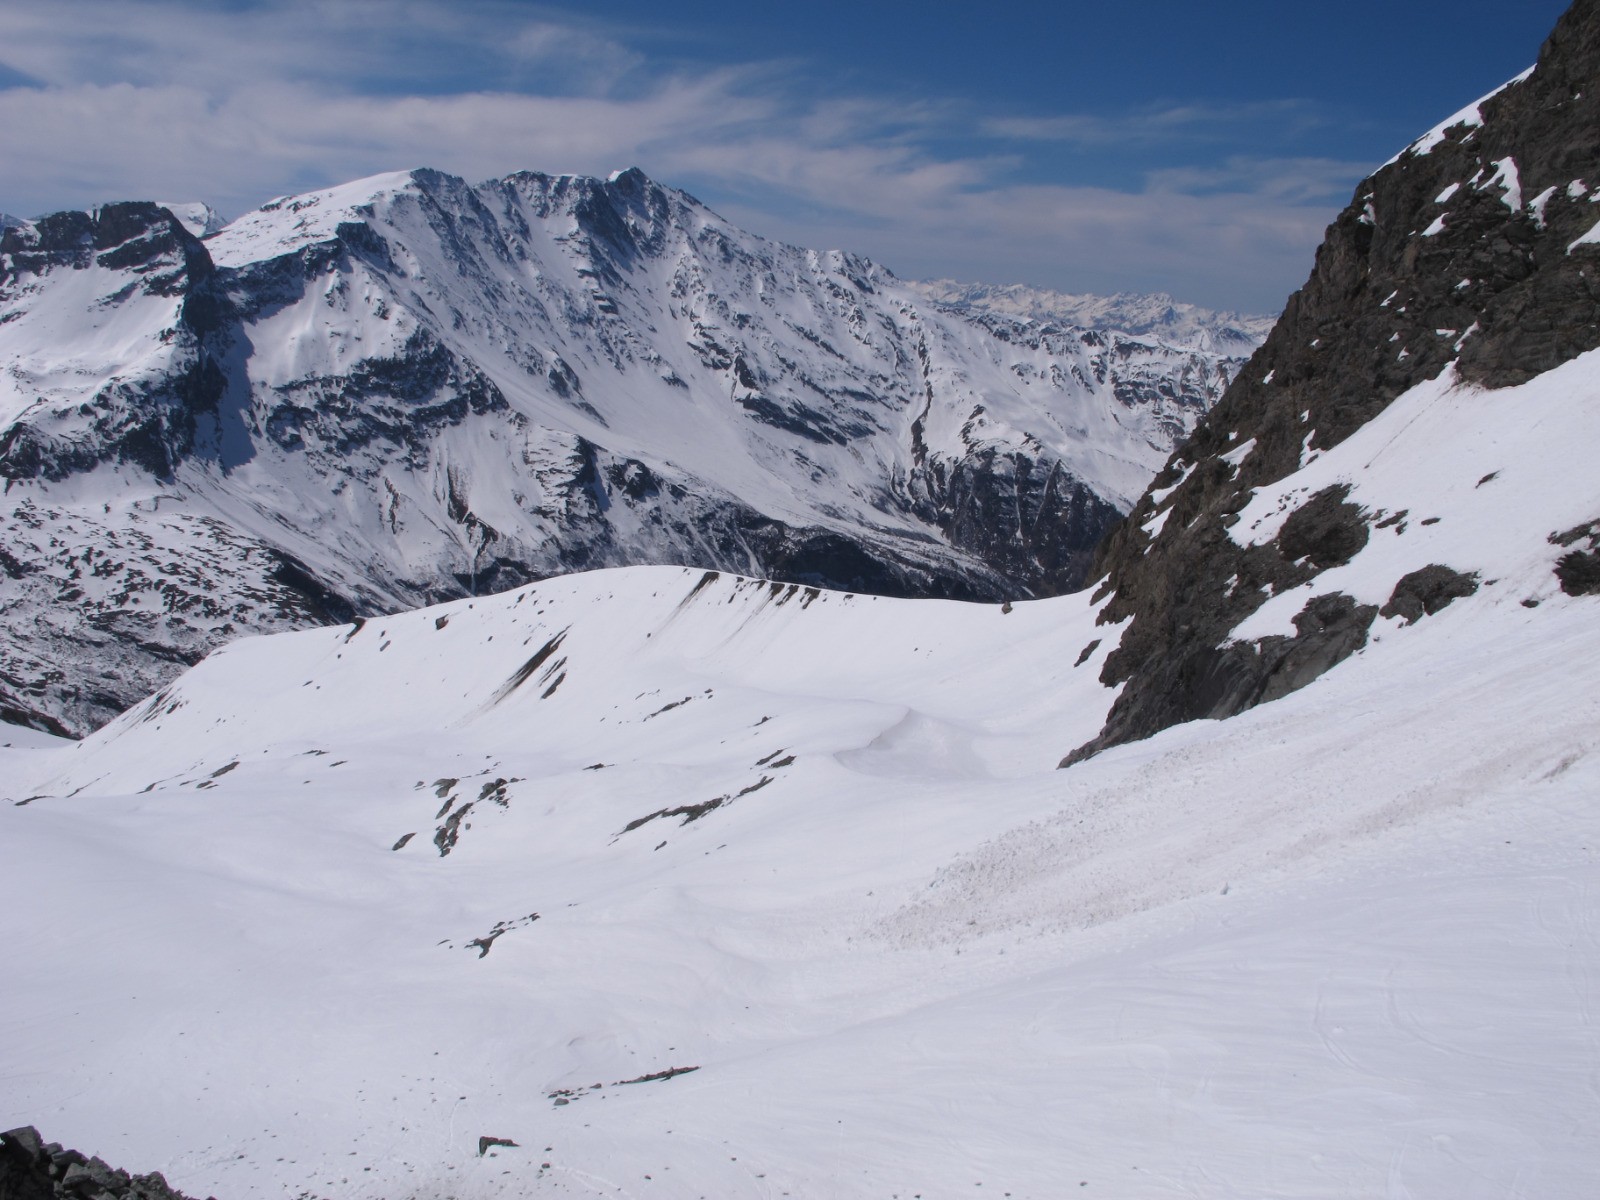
{"left": 1065, "top": 0, "right": 1600, "bottom": 764}
{"left": 0, "top": 1126, "right": 206, "bottom": 1200}
{"left": 1381, "top": 564, "right": 1481, "bottom": 623}
{"left": 912, "top": 449, "right": 1125, "bottom": 597}
{"left": 1275, "top": 485, "right": 1369, "bottom": 570}
{"left": 1550, "top": 520, "right": 1600, "bottom": 594}
{"left": 1557, "top": 548, "right": 1600, "bottom": 593}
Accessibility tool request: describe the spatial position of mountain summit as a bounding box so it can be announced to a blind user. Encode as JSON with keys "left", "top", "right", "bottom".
{"left": 0, "top": 167, "right": 1256, "bottom": 735}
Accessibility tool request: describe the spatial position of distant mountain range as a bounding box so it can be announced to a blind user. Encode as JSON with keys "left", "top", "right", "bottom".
{"left": 911, "top": 278, "right": 1274, "bottom": 354}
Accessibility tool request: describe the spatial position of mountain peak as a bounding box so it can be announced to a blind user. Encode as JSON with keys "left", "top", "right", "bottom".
{"left": 0, "top": 161, "right": 1261, "bottom": 735}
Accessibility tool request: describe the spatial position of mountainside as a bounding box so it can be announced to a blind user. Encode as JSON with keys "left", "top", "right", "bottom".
{"left": 0, "top": 170, "right": 1256, "bottom": 736}
{"left": 1065, "top": 0, "right": 1600, "bottom": 762}
{"left": 2, "top": 552, "right": 1596, "bottom": 1197}
{"left": 3, "top": 5, "right": 1600, "bottom": 1194}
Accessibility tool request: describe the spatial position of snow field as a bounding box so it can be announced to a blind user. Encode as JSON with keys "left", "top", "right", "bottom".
{"left": 3, "top": 544, "right": 1597, "bottom": 1197}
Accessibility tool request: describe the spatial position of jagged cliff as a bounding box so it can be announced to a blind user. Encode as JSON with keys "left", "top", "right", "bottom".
{"left": 1066, "top": 0, "right": 1600, "bottom": 763}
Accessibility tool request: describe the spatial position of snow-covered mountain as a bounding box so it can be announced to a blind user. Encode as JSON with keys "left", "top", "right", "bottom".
{"left": 0, "top": 170, "right": 1257, "bottom": 736}
{"left": 912, "top": 278, "right": 1274, "bottom": 354}
{"left": 155, "top": 201, "right": 227, "bottom": 239}
{"left": 5, "top": 4, "right": 1599, "bottom": 1195}
{"left": 1066, "top": 0, "right": 1600, "bottom": 762}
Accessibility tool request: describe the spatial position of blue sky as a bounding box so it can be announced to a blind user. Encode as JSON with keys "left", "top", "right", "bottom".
{"left": 0, "top": 0, "right": 1571, "bottom": 312}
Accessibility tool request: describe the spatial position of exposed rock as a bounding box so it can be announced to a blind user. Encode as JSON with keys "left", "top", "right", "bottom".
{"left": 1276, "top": 486, "right": 1369, "bottom": 570}
{"left": 1380, "top": 565, "right": 1481, "bottom": 623}
{"left": 0, "top": 1126, "right": 207, "bottom": 1200}
{"left": 1556, "top": 548, "right": 1600, "bottom": 594}
{"left": 1063, "top": 0, "right": 1600, "bottom": 764}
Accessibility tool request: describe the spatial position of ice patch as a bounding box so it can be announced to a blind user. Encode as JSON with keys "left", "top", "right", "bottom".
{"left": 1479, "top": 158, "right": 1523, "bottom": 211}
{"left": 1528, "top": 185, "right": 1557, "bottom": 228}
{"left": 1569, "top": 218, "right": 1600, "bottom": 252}
{"left": 1220, "top": 437, "right": 1257, "bottom": 469}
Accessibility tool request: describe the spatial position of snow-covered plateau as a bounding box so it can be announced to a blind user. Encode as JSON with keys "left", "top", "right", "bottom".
{"left": 2, "top": 341, "right": 1598, "bottom": 1196}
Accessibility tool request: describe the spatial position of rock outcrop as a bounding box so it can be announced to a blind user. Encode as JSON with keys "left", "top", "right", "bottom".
{"left": 0, "top": 1127, "right": 205, "bottom": 1200}
{"left": 1066, "top": 0, "right": 1600, "bottom": 763}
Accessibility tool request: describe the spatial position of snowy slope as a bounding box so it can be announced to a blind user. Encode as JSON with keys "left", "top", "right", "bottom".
{"left": 3, "top": 118, "right": 1598, "bottom": 1178}
{"left": 7, "top": 373, "right": 1595, "bottom": 1197}
{"left": 2, "top": 535, "right": 1597, "bottom": 1197}
{"left": 0, "top": 169, "right": 1256, "bottom": 736}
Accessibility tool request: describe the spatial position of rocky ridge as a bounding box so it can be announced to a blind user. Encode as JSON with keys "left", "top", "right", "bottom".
{"left": 1, "top": 169, "right": 1259, "bottom": 735}
{"left": 1065, "top": 0, "right": 1600, "bottom": 763}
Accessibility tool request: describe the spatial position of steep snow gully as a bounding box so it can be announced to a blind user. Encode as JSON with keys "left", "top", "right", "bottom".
{"left": 4, "top": 2, "right": 1600, "bottom": 1196}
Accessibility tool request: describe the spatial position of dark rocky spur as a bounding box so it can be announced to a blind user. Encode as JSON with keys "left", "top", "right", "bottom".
{"left": 1065, "top": 0, "right": 1600, "bottom": 764}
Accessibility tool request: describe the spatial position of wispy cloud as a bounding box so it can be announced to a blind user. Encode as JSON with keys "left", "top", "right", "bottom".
{"left": 983, "top": 99, "right": 1323, "bottom": 146}
{"left": 0, "top": 0, "right": 1367, "bottom": 311}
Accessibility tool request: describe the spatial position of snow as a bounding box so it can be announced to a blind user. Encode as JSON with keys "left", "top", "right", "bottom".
{"left": 1220, "top": 436, "right": 1256, "bottom": 468}
{"left": 1146, "top": 460, "right": 1194, "bottom": 508}
{"left": 910, "top": 279, "right": 1274, "bottom": 354}
{"left": 1229, "top": 351, "right": 1600, "bottom": 643}
{"left": 1435, "top": 182, "right": 1462, "bottom": 203}
{"left": 1569, "top": 217, "right": 1600, "bottom": 252}
{"left": 1387, "top": 66, "right": 1534, "bottom": 165}
{"left": 206, "top": 170, "right": 420, "bottom": 268}
{"left": 0, "top": 256, "right": 187, "bottom": 428}
{"left": 3, "top": 529, "right": 1598, "bottom": 1196}
{"left": 1528, "top": 184, "right": 1558, "bottom": 227}
{"left": 1423, "top": 215, "right": 1449, "bottom": 237}
{"left": 1298, "top": 429, "right": 1320, "bottom": 468}
{"left": 1479, "top": 157, "right": 1523, "bottom": 212}
{"left": 4, "top": 155, "right": 1599, "bottom": 1198}
{"left": 2, "top": 340, "right": 1599, "bottom": 1200}
{"left": 3, "top": 166, "right": 1267, "bottom": 736}
{"left": 156, "top": 201, "right": 227, "bottom": 238}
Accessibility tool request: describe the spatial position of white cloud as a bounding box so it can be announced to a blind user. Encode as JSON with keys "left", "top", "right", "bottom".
{"left": 982, "top": 99, "right": 1321, "bottom": 145}
{"left": 0, "top": 0, "right": 1362, "bottom": 311}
